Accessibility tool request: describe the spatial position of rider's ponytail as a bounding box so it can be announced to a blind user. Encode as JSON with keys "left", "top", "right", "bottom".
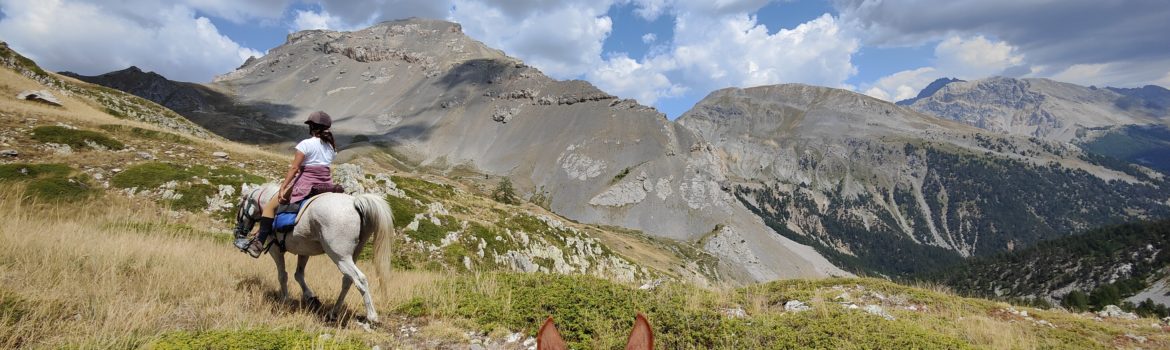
{"left": 309, "top": 122, "right": 336, "bottom": 150}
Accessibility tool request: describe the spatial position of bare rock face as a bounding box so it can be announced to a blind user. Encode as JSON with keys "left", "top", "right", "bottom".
{"left": 207, "top": 18, "right": 847, "bottom": 282}
{"left": 906, "top": 77, "right": 1164, "bottom": 142}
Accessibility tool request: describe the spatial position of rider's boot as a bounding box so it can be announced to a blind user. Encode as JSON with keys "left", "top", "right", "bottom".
{"left": 233, "top": 228, "right": 251, "bottom": 251}
{"left": 246, "top": 217, "right": 274, "bottom": 258}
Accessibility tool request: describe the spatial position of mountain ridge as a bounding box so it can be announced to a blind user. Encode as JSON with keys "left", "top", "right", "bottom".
{"left": 59, "top": 19, "right": 1170, "bottom": 282}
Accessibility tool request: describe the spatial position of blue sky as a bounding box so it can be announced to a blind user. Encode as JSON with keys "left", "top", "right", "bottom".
{"left": 1, "top": 0, "right": 1167, "bottom": 119}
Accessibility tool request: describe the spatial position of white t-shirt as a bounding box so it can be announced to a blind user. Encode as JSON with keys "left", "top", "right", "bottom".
{"left": 295, "top": 137, "right": 335, "bottom": 166}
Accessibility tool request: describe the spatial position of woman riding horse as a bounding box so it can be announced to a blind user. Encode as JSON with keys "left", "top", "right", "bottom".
{"left": 236, "top": 110, "right": 337, "bottom": 258}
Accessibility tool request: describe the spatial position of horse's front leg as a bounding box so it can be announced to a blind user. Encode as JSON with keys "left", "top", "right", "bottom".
{"left": 295, "top": 255, "right": 320, "bottom": 308}
{"left": 269, "top": 248, "right": 289, "bottom": 302}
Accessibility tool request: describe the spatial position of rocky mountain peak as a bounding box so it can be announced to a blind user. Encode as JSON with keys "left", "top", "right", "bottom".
{"left": 896, "top": 77, "right": 963, "bottom": 105}
{"left": 906, "top": 76, "right": 1161, "bottom": 142}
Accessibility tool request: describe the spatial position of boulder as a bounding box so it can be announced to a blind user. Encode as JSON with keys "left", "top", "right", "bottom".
{"left": 211, "top": 151, "right": 229, "bottom": 159}
{"left": 1097, "top": 305, "right": 1138, "bottom": 320}
{"left": 0, "top": 149, "right": 16, "bottom": 157}
{"left": 784, "top": 300, "right": 811, "bottom": 312}
{"left": 16, "top": 90, "right": 62, "bottom": 106}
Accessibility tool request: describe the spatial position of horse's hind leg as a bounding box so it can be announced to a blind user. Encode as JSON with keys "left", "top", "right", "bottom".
{"left": 334, "top": 257, "right": 378, "bottom": 323}
{"left": 269, "top": 249, "right": 289, "bottom": 301}
{"left": 329, "top": 268, "right": 353, "bottom": 322}
{"left": 295, "top": 255, "right": 320, "bottom": 307}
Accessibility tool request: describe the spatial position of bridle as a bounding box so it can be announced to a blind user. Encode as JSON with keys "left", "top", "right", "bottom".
{"left": 233, "top": 186, "right": 271, "bottom": 237}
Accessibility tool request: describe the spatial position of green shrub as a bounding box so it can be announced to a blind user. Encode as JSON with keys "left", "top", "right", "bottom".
{"left": 0, "top": 163, "right": 96, "bottom": 201}
{"left": 150, "top": 329, "right": 364, "bottom": 350}
{"left": 396, "top": 297, "right": 429, "bottom": 317}
{"left": 31, "top": 126, "right": 124, "bottom": 150}
{"left": 612, "top": 167, "right": 630, "bottom": 182}
{"left": 491, "top": 177, "right": 518, "bottom": 205}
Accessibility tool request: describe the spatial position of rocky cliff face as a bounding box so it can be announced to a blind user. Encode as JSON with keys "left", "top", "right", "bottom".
{"left": 906, "top": 77, "right": 1165, "bottom": 142}
{"left": 206, "top": 18, "right": 847, "bottom": 282}
{"left": 679, "top": 85, "right": 1170, "bottom": 276}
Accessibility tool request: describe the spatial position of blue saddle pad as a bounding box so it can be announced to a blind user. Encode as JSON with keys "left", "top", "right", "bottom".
{"left": 274, "top": 212, "right": 298, "bottom": 233}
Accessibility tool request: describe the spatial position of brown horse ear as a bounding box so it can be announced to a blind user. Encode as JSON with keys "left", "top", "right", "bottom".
{"left": 537, "top": 316, "right": 568, "bottom": 350}
{"left": 625, "top": 313, "right": 654, "bottom": 350}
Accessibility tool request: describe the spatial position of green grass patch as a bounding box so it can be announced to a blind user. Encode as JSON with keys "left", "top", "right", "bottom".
{"left": 30, "top": 126, "right": 124, "bottom": 150}
{"left": 393, "top": 176, "right": 456, "bottom": 202}
{"left": 98, "top": 124, "right": 192, "bottom": 145}
{"left": 169, "top": 184, "right": 217, "bottom": 212}
{"left": 422, "top": 274, "right": 978, "bottom": 349}
{"left": 25, "top": 175, "right": 96, "bottom": 202}
{"left": 0, "top": 163, "right": 97, "bottom": 202}
{"left": 0, "top": 163, "right": 71, "bottom": 180}
{"left": 111, "top": 162, "right": 264, "bottom": 190}
{"left": 385, "top": 195, "right": 423, "bottom": 230}
{"left": 149, "top": 329, "right": 365, "bottom": 350}
{"left": 395, "top": 297, "right": 429, "bottom": 317}
{"left": 409, "top": 215, "right": 461, "bottom": 245}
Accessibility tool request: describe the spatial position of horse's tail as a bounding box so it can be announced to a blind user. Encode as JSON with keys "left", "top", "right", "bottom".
{"left": 353, "top": 193, "right": 394, "bottom": 286}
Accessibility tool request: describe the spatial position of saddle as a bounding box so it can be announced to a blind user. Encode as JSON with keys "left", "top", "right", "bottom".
{"left": 273, "top": 183, "right": 345, "bottom": 233}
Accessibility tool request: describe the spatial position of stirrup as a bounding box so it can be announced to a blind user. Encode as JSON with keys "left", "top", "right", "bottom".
{"left": 246, "top": 238, "right": 270, "bottom": 258}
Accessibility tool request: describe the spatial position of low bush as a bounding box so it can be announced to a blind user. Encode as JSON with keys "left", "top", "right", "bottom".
{"left": 31, "top": 125, "right": 124, "bottom": 150}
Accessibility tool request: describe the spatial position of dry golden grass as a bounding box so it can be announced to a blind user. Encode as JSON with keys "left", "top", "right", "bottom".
{"left": 0, "top": 188, "right": 440, "bottom": 348}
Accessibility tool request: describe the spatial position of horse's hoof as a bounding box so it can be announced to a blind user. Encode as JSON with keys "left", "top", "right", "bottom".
{"left": 303, "top": 296, "right": 323, "bottom": 309}
{"left": 324, "top": 313, "right": 339, "bottom": 323}
{"left": 356, "top": 320, "right": 374, "bottom": 332}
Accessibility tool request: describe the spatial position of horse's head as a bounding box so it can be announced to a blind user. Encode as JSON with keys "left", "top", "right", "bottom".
{"left": 233, "top": 183, "right": 278, "bottom": 238}
{"left": 537, "top": 314, "right": 654, "bottom": 350}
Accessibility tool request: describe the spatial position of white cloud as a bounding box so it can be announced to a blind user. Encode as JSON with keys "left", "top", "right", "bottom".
{"left": 292, "top": 9, "right": 353, "bottom": 31}
{"left": 1045, "top": 60, "right": 1170, "bottom": 88}
{"left": 184, "top": 0, "right": 293, "bottom": 24}
{"left": 450, "top": 0, "right": 614, "bottom": 79}
{"left": 589, "top": 3, "right": 860, "bottom": 110}
{"left": 0, "top": 0, "right": 261, "bottom": 83}
{"left": 861, "top": 67, "right": 938, "bottom": 101}
{"left": 933, "top": 35, "right": 1023, "bottom": 79}
{"left": 313, "top": 0, "right": 453, "bottom": 27}
{"left": 641, "top": 33, "right": 657, "bottom": 43}
{"left": 588, "top": 54, "right": 684, "bottom": 105}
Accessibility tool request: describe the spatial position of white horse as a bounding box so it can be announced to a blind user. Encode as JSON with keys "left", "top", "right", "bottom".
{"left": 233, "top": 183, "right": 394, "bottom": 323}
